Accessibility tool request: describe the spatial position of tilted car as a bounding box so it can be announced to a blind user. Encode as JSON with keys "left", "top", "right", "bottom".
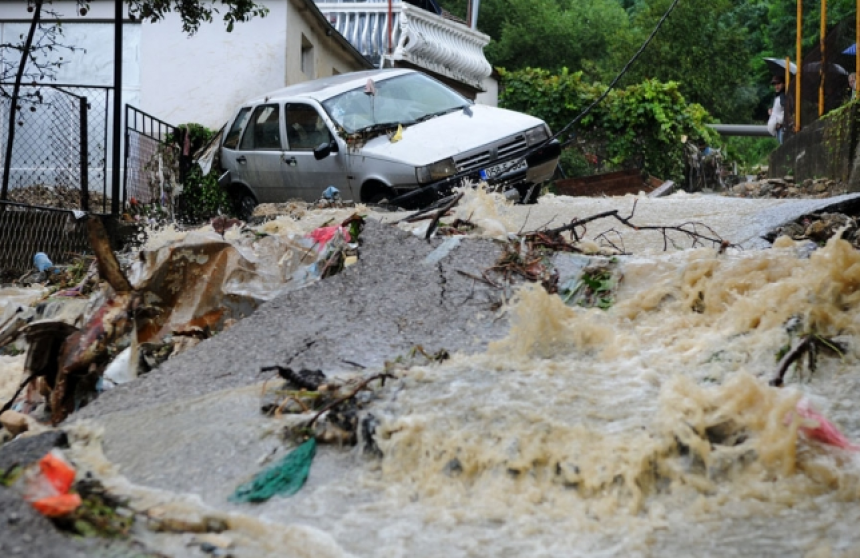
{"left": 219, "top": 68, "right": 560, "bottom": 215}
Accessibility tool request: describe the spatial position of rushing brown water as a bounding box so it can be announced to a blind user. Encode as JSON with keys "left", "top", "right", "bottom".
{"left": 52, "top": 189, "right": 860, "bottom": 557}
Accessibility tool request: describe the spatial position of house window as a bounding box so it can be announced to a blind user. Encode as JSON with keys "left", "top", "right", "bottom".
{"left": 301, "top": 35, "right": 315, "bottom": 79}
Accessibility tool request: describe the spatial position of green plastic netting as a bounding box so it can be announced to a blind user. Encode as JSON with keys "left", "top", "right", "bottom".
{"left": 229, "top": 438, "right": 317, "bottom": 503}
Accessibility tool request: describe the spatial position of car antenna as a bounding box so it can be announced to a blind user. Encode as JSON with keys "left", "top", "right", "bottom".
{"left": 364, "top": 79, "right": 377, "bottom": 123}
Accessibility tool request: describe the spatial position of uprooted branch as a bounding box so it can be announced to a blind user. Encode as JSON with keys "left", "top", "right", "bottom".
{"left": 538, "top": 200, "right": 729, "bottom": 252}
{"left": 770, "top": 334, "right": 845, "bottom": 387}
{"left": 306, "top": 373, "right": 396, "bottom": 428}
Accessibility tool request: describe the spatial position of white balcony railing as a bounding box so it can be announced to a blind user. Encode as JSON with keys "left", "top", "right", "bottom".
{"left": 315, "top": 0, "right": 491, "bottom": 90}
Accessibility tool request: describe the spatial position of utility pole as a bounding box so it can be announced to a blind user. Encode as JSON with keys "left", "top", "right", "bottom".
{"left": 111, "top": 0, "right": 123, "bottom": 215}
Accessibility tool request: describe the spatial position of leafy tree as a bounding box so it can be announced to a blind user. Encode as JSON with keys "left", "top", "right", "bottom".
{"left": 440, "top": 0, "right": 634, "bottom": 83}
{"left": 124, "top": 0, "right": 268, "bottom": 33}
{"left": 500, "top": 67, "right": 718, "bottom": 180}
{"left": 624, "top": 0, "right": 757, "bottom": 123}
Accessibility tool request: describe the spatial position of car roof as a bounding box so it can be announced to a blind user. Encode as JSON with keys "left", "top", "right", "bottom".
{"left": 244, "top": 68, "right": 416, "bottom": 106}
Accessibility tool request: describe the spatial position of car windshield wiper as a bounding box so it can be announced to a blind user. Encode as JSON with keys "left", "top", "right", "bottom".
{"left": 414, "top": 105, "right": 470, "bottom": 123}
{"left": 353, "top": 121, "right": 401, "bottom": 134}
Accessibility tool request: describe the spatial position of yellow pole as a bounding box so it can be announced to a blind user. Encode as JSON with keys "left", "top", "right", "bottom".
{"left": 797, "top": 0, "right": 802, "bottom": 131}
{"left": 820, "top": 0, "right": 826, "bottom": 116}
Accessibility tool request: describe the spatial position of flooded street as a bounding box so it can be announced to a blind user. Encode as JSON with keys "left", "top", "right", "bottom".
{"left": 7, "top": 189, "right": 860, "bottom": 557}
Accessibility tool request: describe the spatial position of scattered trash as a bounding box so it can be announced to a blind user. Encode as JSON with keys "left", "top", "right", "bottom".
{"left": 423, "top": 236, "right": 462, "bottom": 266}
{"left": 33, "top": 252, "right": 54, "bottom": 273}
{"left": 322, "top": 186, "right": 341, "bottom": 201}
{"left": 101, "top": 326, "right": 139, "bottom": 387}
{"left": 23, "top": 452, "right": 81, "bottom": 518}
{"left": 0, "top": 409, "right": 32, "bottom": 436}
{"left": 793, "top": 399, "right": 860, "bottom": 451}
{"left": 229, "top": 438, "right": 316, "bottom": 503}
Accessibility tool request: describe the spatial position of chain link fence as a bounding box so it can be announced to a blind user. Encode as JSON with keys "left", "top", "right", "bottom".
{"left": 0, "top": 83, "right": 111, "bottom": 212}
{"left": 0, "top": 200, "right": 90, "bottom": 278}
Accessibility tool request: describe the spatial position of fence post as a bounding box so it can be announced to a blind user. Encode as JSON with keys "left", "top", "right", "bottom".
{"left": 80, "top": 96, "right": 89, "bottom": 212}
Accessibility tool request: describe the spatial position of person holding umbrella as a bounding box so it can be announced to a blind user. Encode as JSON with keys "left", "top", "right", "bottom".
{"left": 768, "top": 75, "right": 786, "bottom": 144}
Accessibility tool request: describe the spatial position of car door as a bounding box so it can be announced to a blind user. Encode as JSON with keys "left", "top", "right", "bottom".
{"left": 236, "top": 104, "right": 286, "bottom": 203}
{"left": 283, "top": 102, "right": 350, "bottom": 202}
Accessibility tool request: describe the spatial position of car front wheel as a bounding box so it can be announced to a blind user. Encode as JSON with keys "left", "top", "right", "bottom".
{"left": 232, "top": 190, "right": 257, "bottom": 220}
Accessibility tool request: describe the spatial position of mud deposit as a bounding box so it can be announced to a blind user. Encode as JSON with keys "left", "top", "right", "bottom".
{"left": 9, "top": 190, "right": 860, "bottom": 557}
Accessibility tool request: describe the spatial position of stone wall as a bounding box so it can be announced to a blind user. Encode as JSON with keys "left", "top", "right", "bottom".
{"left": 769, "top": 102, "right": 860, "bottom": 191}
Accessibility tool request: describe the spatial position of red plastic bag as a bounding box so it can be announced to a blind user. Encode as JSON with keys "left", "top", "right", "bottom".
{"left": 31, "top": 494, "right": 83, "bottom": 518}
{"left": 307, "top": 226, "right": 350, "bottom": 248}
{"left": 795, "top": 399, "right": 860, "bottom": 451}
{"left": 23, "top": 452, "right": 81, "bottom": 517}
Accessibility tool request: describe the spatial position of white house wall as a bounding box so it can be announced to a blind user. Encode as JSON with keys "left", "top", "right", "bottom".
{"left": 0, "top": 0, "right": 371, "bottom": 138}
{"left": 140, "top": 3, "right": 289, "bottom": 130}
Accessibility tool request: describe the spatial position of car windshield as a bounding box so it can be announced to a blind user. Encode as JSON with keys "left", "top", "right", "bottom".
{"left": 322, "top": 73, "right": 470, "bottom": 134}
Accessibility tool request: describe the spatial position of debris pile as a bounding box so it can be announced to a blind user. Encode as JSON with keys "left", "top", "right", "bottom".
{"left": 764, "top": 211, "right": 860, "bottom": 248}
{"left": 6, "top": 184, "right": 110, "bottom": 210}
{"left": 726, "top": 176, "right": 848, "bottom": 199}
{"left": 0, "top": 211, "right": 366, "bottom": 428}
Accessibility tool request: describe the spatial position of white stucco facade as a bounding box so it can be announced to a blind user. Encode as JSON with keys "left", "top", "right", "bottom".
{"left": 0, "top": 0, "right": 371, "bottom": 129}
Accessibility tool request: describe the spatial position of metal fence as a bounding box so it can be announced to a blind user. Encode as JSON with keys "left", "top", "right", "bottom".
{"left": 0, "top": 84, "right": 111, "bottom": 213}
{"left": 124, "top": 105, "right": 180, "bottom": 207}
{"left": 0, "top": 200, "right": 90, "bottom": 277}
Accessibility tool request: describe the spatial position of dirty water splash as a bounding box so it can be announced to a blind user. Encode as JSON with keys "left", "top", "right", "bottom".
{"left": 357, "top": 235, "right": 860, "bottom": 553}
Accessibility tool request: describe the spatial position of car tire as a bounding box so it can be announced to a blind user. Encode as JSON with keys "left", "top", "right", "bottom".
{"left": 232, "top": 190, "right": 257, "bottom": 220}
{"left": 363, "top": 182, "right": 395, "bottom": 205}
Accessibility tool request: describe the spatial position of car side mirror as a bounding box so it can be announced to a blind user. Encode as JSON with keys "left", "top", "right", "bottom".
{"left": 313, "top": 141, "right": 337, "bottom": 160}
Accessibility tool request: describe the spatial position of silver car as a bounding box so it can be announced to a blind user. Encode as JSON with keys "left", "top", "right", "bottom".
{"left": 220, "top": 69, "right": 560, "bottom": 214}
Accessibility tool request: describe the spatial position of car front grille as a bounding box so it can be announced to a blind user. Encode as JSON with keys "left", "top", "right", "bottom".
{"left": 454, "top": 133, "right": 528, "bottom": 173}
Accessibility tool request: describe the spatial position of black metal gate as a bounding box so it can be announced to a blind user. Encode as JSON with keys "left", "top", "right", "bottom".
{"left": 124, "top": 105, "right": 179, "bottom": 207}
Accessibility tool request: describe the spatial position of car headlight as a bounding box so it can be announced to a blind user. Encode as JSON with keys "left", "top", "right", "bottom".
{"left": 524, "top": 125, "right": 550, "bottom": 146}
{"left": 416, "top": 158, "right": 457, "bottom": 184}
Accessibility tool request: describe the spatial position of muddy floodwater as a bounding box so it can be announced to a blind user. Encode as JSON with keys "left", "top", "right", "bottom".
{"left": 16, "top": 190, "right": 860, "bottom": 557}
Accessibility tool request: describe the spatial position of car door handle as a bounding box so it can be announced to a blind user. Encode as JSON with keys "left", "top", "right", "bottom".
{"left": 236, "top": 156, "right": 247, "bottom": 164}
{"left": 282, "top": 155, "right": 297, "bottom": 166}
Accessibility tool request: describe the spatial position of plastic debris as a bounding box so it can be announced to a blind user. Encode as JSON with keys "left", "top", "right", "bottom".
{"left": 33, "top": 252, "right": 55, "bottom": 273}
{"left": 322, "top": 186, "right": 341, "bottom": 201}
{"left": 390, "top": 123, "right": 403, "bottom": 143}
{"left": 229, "top": 438, "right": 316, "bottom": 503}
{"left": 423, "top": 237, "right": 462, "bottom": 266}
{"left": 308, "top": 225, "right": 351, "bottom": 248}
{"left": 23, "top": 452, "right": 82, "bottom": 517}
{"left": 794, "top": 399, "right": 860, "bottom": 451}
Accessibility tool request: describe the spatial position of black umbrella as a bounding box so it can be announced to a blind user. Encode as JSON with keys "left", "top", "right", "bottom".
{"left": 764, "top": 57, "right": 797, "bottom": 76}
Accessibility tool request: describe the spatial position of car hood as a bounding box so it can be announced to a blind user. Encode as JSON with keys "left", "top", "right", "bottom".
{"left": 355, "top": 105, "right": 545, "bottom": 166}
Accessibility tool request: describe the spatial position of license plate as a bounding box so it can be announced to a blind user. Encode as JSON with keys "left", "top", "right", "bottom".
{"left": 480, "top": 159, "right": 527, "bottom": 180}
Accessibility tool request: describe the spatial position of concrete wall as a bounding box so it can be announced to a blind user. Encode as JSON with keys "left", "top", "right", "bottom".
{"left": 285, "top": 0, "right": 370, "bottom": 87}
{"left": 140, "top": 3, "right": 289, "bottom": 129}
{"left": 476, "top": 74, "right": 498, "bottom": 107}
{"left": 769, "top": 104, "right": 860, "bottom": 187}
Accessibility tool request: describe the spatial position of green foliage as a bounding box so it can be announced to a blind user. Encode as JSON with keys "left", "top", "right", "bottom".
{"left": 173, "top": 123, "right": 231, "bottom": 223}
{"left": 500, "top": 68, "right": 718, "bottom": 181}
{"left": 478, "top": 0, "right": 635, "bottom": 82}
{"left": 624, "top": 0, "right": 758, "bottom": 123}
{"left": 721, "top": 136, "right": 779, "bottom": 173}
{"left": 123, "top": 0, "right": 268, "bottom": 34}
{"left": 560, "top": 266, "right": 618, "bottom": 309}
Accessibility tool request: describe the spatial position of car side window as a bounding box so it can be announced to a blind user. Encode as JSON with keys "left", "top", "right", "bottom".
{"left": 223, "top": 107, "right": 252, "bottom": 149}
{"left": 240, "top": 104, "right": 282, "bottom": 150}
{"left": 286, "top": 104, "right": 332, "bottom": 150}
